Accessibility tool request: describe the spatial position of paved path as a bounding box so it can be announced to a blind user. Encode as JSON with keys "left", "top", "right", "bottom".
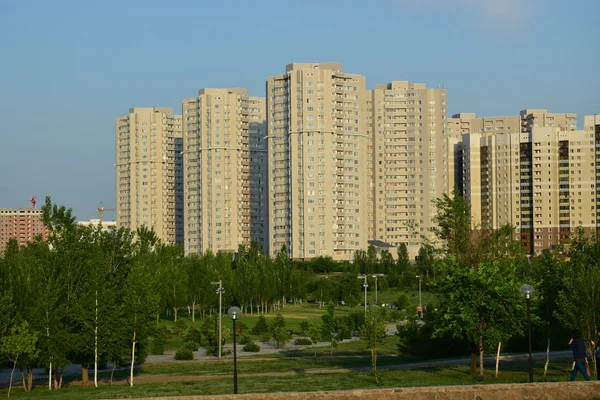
{"left": 61, "top": 350, "right": 575, "bottom": 387}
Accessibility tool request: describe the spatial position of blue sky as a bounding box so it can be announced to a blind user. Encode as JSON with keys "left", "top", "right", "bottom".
{"left": 0, "top": 0, "right": 598, "bottom": 220}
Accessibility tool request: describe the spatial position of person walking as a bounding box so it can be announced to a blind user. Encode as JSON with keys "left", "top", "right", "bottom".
{"left": 569, "top": 329, "right": 591, "bottom": 381}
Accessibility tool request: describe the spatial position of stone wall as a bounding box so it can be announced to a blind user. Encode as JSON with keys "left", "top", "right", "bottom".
{"left": 141, "top": 381, "right": 600, "bottom": 400}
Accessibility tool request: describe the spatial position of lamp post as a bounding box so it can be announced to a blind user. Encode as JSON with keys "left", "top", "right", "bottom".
{"left": 520, "top": 284, "right": 535, "bottom": 383}
{"left": 358, "top": 275, "right": 368, "bottom": 313}
{"left": 416, "top": 274, "right": 423, "bottom": 318}
{"left": 228, "top": 306, "right": 241, "bottom": 394}
{"left": 371, "top": 274, "right": 385, "bottom": 305}
{"left": 211, "top": 280, "right": 224, "bottom": 359}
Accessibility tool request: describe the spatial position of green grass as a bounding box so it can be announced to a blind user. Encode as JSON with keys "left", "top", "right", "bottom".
{"left": 156, "top": 288, "right": 435, "bottom": 351}
{"left": 0, "top": 358, "right": 582, "bottom": 399}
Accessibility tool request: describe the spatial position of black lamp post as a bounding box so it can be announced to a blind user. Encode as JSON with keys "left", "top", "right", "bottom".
{"left": 520, "top": 284, "right": 535, "bottom": 383}
{"left": 227, "top": 306, "right": 241, "bottom": 394}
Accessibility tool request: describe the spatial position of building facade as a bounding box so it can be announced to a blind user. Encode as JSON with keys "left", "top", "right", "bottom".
{"left": 457, "top": 115, "right": 600, "bottom": 254}
{"left": 266, "top": 63, "right": 369, "bottom": 260}
{"left": 115, "top": 107, "right": 183, "bottom": 245}
{"left": 182, "top": 88, "right": 267, "bottom": 255}
{"left": 369, "top": 81, "right": 449, "bottom": 257}
{"left": 76, "top": 219, "right": 117, "bottom": 232}
{"left": 0, "top": 208, "right": 48, "bottom": 253}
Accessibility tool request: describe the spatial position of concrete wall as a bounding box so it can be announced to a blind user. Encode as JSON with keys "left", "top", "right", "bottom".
{"left": 140, "top": 381, "right": 600, "bottom": 400}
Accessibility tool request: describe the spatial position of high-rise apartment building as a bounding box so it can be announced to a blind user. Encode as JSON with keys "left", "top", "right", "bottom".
{"left": 0, "top": 207, "right": 48, "bottom": 253}
{"left": 452, "top": 109, "right": 577, "bottom": 228}
{"left": 266, "top": 63, "right": 369, "bottom": 260}
{"left": 182, "top": 88, "right": 267, "bottom": 255}
{"left": 369, "top": 81, "right": 448, "bottom": 257}
{"left": 115, "top": 107, "right": 183, "bottom": 245}
{"left": 456, "top": 110, "right": 600, "bottom": 254}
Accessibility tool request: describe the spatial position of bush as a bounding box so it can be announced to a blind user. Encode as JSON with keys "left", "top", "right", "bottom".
{"left": 252, "top": 315, "right": 269, "bottom": 335}
{"left": 260, "top": 333, "right": 271, "bottom": 343}
{"left": 235, "top": 321, "right": 248, "bottom": 336}
{"left": 150, "top": 335, "right": 165, "bottom": 355}
{"left": 182, "top": 340, "right": 198, "bottom": 352}
{"left": 300, "top": 320, "right": 311, "bottom": 334}
{"left": 243, "top": 342, "right": 260, "bottom": 352}
{"left": 294, "top": 337, "right": 313, "bottom": 345}
{"left": 185, "top": 327, "right": 202, "bottom": 345}
{"left": 335, "top": 326, "right": 352, "bottom": 341}
{"left": 394, "top": 293, "right": 410, "bottom": 310}
{"left": 172, "top": 319, "right": 188, "bottom": 336}
{"left": 175, "top": 348, "right": 194, "bottom": 360}
{"left": 396, "top": 315, "right": 469, "bottom": 360}
{"left": 240, "top": 335, "right": 253, "bottom": 345}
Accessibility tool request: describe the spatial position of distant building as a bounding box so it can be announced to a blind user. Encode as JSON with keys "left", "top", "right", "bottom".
{"left": 452, "top": 110, "right": 600, "bottom": 254}
{"left": 368, "top": 81, "right": 449, "bottom": 259}
{"left": 266, "top": 63, "right": 369, "bottom": 260}
{"left": 76, "top": 219, "right": 117, "bottom": 232}
{"left": 115, "top": 107, "right": 183, "bottom": 245}
{"left": 0, "top": 208, "right": 48, "bottom": 253}
{"left": 182, "top": 88, "right": 268, "bottom": 255}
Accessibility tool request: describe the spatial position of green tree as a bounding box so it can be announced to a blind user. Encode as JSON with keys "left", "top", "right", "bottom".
{"left": 320, "top": 304, "right": 340, "bottom": 357}
{"left": 433, "top": 260, "right": 525, "bottom": 378}
{"left": 555, "top": 231, "right": 600, "bottom": 373}
{"left": 0, "top": 322, "right": 38, "bottom": 398}
{"left": 270, "top": 313, "right": 291, "bottom": 349}
{"left": 305, "top": 322, "right": 323, "bottom": 359}
{"left": 124, "top": 258, "right": 161, "bottom": 386}
{"left": 359, "top": 306, "right": 388, "bottom": 383}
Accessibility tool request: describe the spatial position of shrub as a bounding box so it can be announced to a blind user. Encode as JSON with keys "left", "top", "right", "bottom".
{"left": 335, "top": 326, "right": 352, "bottom": 341}
{"left": 235, "top": 321, "right": 248, "bottom": 336}
{"left": 394, "top": 293, "right": 410, "bottom": 310}
{"left": 150, "top": 335, "right": 165, "bottom": 355}
{"left": 252, "top": 315, "right": 269, "bottom": 335}
{"left": 185, "top": 327, "right": 202, "bottom": 345}
{"left": 300, "top": 320, "right": 311, "bottom": 334}
{"left": 260, "top": 333, "right": 271, "bottom": 343}
{"left": 240, "top": 335, "right": 252, "bottom": 345}
{"left": 175, "top": 348, "right": 194, "bottom": 360}
{"left": 243, "top": 342, "right": 260, "bottom": 352}
{"left": 172, "top": 319, "right": 188, "bottom": 336}
{"left": 294, "top": 337, "right": 313, "bottom": 345}
{"left": 182, "top": 340, "right": 198, "bottom": 352}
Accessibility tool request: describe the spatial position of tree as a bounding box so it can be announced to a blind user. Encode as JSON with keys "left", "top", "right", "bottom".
{"left": 525, "top": 249, "right": 569, "bottom": 375}
{"left": 359, "top": 306, "right": 388, "bottom": 383}
{"left": 320, "top": 304, "right": 340, "bottom": 357}
{"left": 306, "top": 322, "right": 323, "bottom": 360}
{"left": 124, "top": 259, "right": 161, "bottom": 387}
{"left": 555, "top": 231, "right": 600, "bottom": 374}
{"left": 270, "top": 313, "right": 291, "bottom": 349}
{"left": 0, "top": 322, "right": 38, "bottom": 398}
{"left": 433, "top": 260, "right": 525, "bottom": 378}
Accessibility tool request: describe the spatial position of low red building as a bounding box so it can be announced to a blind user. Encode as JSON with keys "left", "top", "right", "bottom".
{"left": 0, "top": 208, "right": 49, "bottom": 253}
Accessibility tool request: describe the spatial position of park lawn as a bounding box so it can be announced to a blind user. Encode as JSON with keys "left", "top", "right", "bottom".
{"left": 0, "top": 358, "right": 580, "bottom": 399}
{"left": 157, "top": 288, "right": 435, "bottom": 351}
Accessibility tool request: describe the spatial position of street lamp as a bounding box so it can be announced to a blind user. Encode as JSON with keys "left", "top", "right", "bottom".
{"left": 358, "top": 275, "right": 368, "bottom": 313}
{"left": 416, "top": 275, "right": 423, "bottom": 319}
{"left": 371, "top": 274, "right": 385, "bottom": 305}
{"left": 211, "top": 280, "right": 225, "bottom": 359}
{"left": 520, "top": 284, "right": 535, "bottom": 383}
{"left": 228, "top": 306, "right": 241, "bottom": 394}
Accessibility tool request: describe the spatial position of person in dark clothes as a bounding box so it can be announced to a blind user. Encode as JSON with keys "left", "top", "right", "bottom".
{"left": 569, "top": 329, "right": 591, "bottom": 381}
{"left": 590, "top": 327, "right": 600, "bottom": 380}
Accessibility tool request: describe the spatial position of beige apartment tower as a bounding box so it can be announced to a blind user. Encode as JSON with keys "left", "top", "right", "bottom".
{"left": 369, "top": 81, "right": 449, "bottom": 257}
{"left": 266, "top": 63, "right": 369, "bottom": 260}
{"left": 115, "top": 107, "right": 183, "bottom": 245}
{"left": 182, "top": 88, "right": 267, "bottom": 255}
{"left": 455, "top": 111, "right": 600, "bottom": 254}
